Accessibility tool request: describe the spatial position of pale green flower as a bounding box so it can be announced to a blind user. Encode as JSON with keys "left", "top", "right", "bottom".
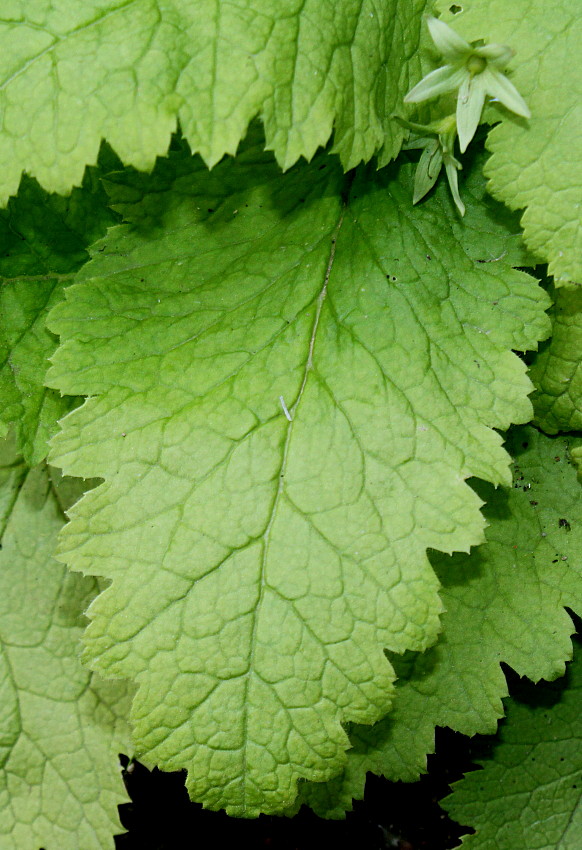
{"left": 395, "top": 113, "right": 465, "bottom": 216}
{"left": 404, "top": 16, "right": 530, "bottom": 153}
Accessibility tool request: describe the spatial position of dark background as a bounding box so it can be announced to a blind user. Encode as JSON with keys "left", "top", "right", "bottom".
{"left": 114, "top": 726, "right": 479, "bottom": 850}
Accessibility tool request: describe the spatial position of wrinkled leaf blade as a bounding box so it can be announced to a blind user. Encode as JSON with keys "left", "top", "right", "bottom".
{"left": 47, "top": 136, "right": 549, "bottom": 815}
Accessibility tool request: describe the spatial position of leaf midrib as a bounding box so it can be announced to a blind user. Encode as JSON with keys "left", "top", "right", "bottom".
{"left": 238, "top": 204, "right": 346, "bottom": 805}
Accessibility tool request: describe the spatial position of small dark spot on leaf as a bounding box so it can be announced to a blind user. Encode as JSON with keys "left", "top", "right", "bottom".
{"left": 318, "top": 163, "right": 327, "bottom": 170}
{"left": 559, "top": 518, "right": 571, "bottom": 531}
{"left": 426, "top": 255, "right": 431, "bottom": 260}
{"left": 529, "top": 500, "right": 538, "bottom": 506}
{"left": 555, "top": 456, "right": 561, "bottom": 462}
{"left": 207, "top": 208, "right": 214, "bottom": 213}
{"left": 450, "top": 4, "right": 463, "bottom": 12}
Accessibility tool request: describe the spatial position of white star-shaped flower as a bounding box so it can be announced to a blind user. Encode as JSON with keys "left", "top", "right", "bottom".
{"left": 404, "top": 16, "right": 530, "bottom": 153}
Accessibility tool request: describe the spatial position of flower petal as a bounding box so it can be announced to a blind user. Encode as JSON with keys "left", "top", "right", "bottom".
{"left": 444, "top": 158, "right": 465, "bottom": 216}
{"left": 485, "top": 67, "right": 531, "bottom": 118}
{"left": 427, "top": 16, "right": 471, "bottom": 60}
{"left": 413, "top": 144, "right": 443, "bottom": 204}
{"left": 456, "top": 74, "right": 486, "bottom": 152}
{"left": 403, "top": 136, "right": 434, "bottom": 151}
{"left": 476, "top": 43, "right": 514, "bottom": 69}
{"left": 405, "top": 65, "right": 467, "bottom": 104}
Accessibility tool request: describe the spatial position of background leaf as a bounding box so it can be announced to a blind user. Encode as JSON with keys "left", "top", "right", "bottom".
{"left": 530, "top": 284, "right": 582, "bottom": 434}
{"left": 436, "top": 0, "right": 582, "bottom": 283}
{"left": 0, "top": 435, "right": 133, "bottom": 850}
{"left": 0, "top": 162, "right": 118, "bottom": 464}
{"left": 443, "top": 633, "right": 582, "bottom": 849}
{"left": 0, "top": 0, "right": 433, "bottom": 203}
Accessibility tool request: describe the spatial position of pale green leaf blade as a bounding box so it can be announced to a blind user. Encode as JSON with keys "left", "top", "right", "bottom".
{"left": 0, "top": 0, "right": 433, "bottom": 202}
{"left": 443, "top": 636, "right": 582, "bottom": 850}
{"left": 0, "top": 166, "right": 119, "bottom": 464}
{"left": 298, "top": 427, "right": 582, "bottom": 817}
{"left": 46, "top": 137, "right": 549, "bottom": 816}
{"left": 436, "top": 0, "right": 582, "bottom": 283}
{"left": 530, "top": 284, "right": 582, "bottom": 434}
{"left": 0, "top": 436, "right": 133, "bottom": 850}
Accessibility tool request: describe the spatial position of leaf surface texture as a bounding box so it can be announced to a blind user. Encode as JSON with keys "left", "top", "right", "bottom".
{"left": 47, "top": 137, "right": 549, "bottom": 815}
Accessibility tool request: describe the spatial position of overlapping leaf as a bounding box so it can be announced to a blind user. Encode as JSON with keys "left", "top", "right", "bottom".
{"left": 0, "top": 0, "right": 434, "bottom": 204}
{"left": 0, "top": 164, "right": 118, "bottom": 463}
{"left": 46, "top": 133, "right": 548, "bottom": 815}
{"left": 443, "top": 635, "right": 582, "bottom": 849}
{"left": 297, "top": 427, "right": 582, "bottom": 817}
{"left": 530, "top": 284, "right": 582, "bottom": 434}
{"left": 436, "top": 0, "right": 582, "bottom": 282}
{"left": 0, "top": 435, "right": 132, "bottom": 850}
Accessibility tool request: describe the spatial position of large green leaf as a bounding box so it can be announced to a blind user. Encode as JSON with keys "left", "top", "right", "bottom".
{"left": 298, "top": 427, "right": 582, "bottom": 817}
{"left": 530, "top": 284, "right": 582, "bottom": 434}
{"left": 443, "top": 634, "right": 582, "bottom": 849}
{"left": 0, "top": 0, "right": 434, "bottom": 204}
{"left": 0, "top": 165, "right": 118, "bottom": 464}
{"left": 436, "top": 0, "right": 582, "bottom": 283}
{"left": 46, "top": 135, "right": 548, "bottom": 816}
{"left": 0, "top": 436, "right": 132, "bottom": 850}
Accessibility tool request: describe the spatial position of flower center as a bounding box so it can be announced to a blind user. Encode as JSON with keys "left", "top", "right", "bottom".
{"left": 466, "top": 54, "right": 487, "bottom": 75}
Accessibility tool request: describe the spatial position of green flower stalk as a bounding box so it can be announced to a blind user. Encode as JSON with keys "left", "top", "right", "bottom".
{"left": 404, "top": 16, "right": 530, "bottom": 153}
{"left": 395, "top": 114, "right": 465, "bottom": 215}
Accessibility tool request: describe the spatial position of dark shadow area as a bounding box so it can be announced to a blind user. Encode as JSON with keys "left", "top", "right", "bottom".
{"left": 115, "top": 727, "right": 477, "bottom": 850}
